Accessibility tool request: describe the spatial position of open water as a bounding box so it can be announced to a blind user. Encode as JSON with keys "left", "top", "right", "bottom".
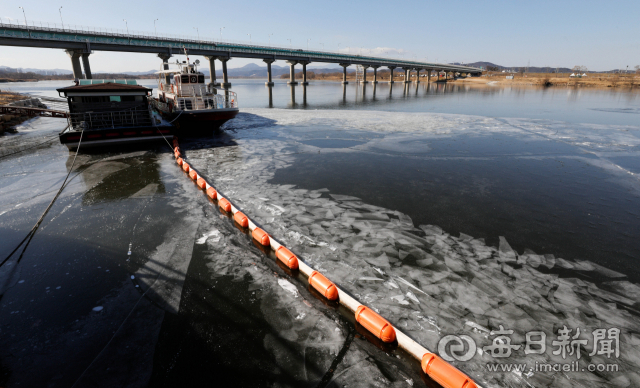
{"left": 0, "top": 79, "right": 639, "bottom": 388}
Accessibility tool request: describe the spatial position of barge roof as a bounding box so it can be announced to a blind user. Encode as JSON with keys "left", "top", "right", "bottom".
{"left": 57, "top": 83, "right": 151, "bottom": 93}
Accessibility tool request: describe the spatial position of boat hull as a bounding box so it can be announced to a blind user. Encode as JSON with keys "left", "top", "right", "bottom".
{"left": 151, "top": 98, "right": 239, "bottom": 135}
{"left": 166, "top": 108, "right": 239, "bottom": 135}
{"left": 59, "top": 126, "right": 173, "bottom": 150}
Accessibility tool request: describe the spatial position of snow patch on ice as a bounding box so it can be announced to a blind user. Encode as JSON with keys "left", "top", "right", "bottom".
{"left": 278, "top": 279, "right": 298, "bottom": 297}
{"left": 196, "top": 229, "right": 221, "bottom": 244}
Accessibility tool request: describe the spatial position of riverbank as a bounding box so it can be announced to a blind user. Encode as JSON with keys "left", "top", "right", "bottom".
{"left": 0, "top": 92, "right": 35, "bottom": 134}
{"left": 462, "top": 72, "right": 640, "bottom": 88}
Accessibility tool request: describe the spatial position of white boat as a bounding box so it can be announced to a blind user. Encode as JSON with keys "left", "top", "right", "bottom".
{"left": 150, "top": 54, "right": 239, "bottom": 134}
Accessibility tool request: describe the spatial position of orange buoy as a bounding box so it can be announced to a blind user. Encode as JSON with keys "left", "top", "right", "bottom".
{"left": 421, "top": 354, "right": 477, "bottom": 388}
{"left": 182, "top": 163, "right": 190, "bottom": 173}
{"left": 233, "top": 211, "right": 249, "bottom": 228}
{"left": 309, "top": 271, "right": 339, "bottom": 300}
{"left": 177, "top": 157, "right": 184, "bottom": 167}
{"left": 355, "top": 306, "right": 396, "bottom": 343}
{"left": 275, "top": 246, "right": 299, "bottom": 269}
{"left": 252, "top": 227, "right": 270, "bottom": 246}
{"left": 206, "top": 187, "right": 217, "bottom": 200}
{"left": 196, "top": 177, "right": 206, "bottom": 189}
{"left": 218, "top": 198, "right": 231, "bottom": 213}
{"left": 189, "top": 169, "right": 197, "bottom": 181}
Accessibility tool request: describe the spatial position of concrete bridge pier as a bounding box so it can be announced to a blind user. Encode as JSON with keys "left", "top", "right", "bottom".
{"left": 361, "top": 65, "right": 369, "bottom": 83}
{"left": 81, "top": 53, "right": 92, "bottom": 79}
{"left": 339, "top": 63, "right": 349, "bottom": 85}
{"left": 204, "top": 56, "right": 220, "bottom": 87}
{"left": 287, "top": 61, "right": 298, "bottom": 85}
{"left": 403, "top": 67, "right": 411, "bottom": 83}
{"left": 415, "top": 68, "right": 420, "bottom": 83}
{"left": 372, "top": 66, "right": 379, "bottom": 84}
{"left": 427, "top": 69, "right": 432, "bottom": 83}
{"left": 158, "top": 53, "right": 172, "bottom": 85}
{"left": 263, "top": 59, "right": 275, "bottom": 86}
{"left": 301, "top": 62, "right": 309, "bottom": 85}
{"left": 65, "top": 49, "right": 83, "bottom": 80}
{"left": 220, "top": 58, "right": 231, "bottom": 89}
{"left": 388, "top": 66, "right": 395, "bottom": 83}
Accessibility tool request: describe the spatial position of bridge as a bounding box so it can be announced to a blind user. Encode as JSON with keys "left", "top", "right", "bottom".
{"left": 0, "top": 20, "right": 482, "bottom": 88}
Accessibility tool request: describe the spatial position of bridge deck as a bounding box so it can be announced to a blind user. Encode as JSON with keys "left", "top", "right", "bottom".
{"left": 0, "top": 21, "right": 481, "bottom": 74}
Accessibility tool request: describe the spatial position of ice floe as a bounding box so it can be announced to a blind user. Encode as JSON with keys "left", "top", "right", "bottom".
{"left": 185, "top": 109, "right": 640, "bottom": 388}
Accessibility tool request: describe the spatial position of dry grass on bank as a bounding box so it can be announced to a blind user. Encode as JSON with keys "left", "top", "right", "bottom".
{"left": 0, "top": 91, "right": 24, "bottom": 105}
{"left": 475, "top": 72, "right": 640, "bottom": 88}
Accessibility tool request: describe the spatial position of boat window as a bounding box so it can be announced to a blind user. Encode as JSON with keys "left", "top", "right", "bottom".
{"left": 198, "top": 75, "right": 205, "bottom": 83}
{"left": 181, "top": 75, "right": 189, "bottom": 84}
{"left": 121, "top": 96, "right": 136, "bottom": 102}
{"left": 185, "top": 99, "right": 193, "bottom": 110}
{"left": 81, "top": 96, "right": 109, "bottom": 103}
{"left": 110, "top": 96, "right": 121, "bottom": 102}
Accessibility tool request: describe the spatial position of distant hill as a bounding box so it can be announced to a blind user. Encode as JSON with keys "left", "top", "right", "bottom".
{"left": 208, "top": 63, "right": 342, "bottom": 78}
{"left": 457, "top": 62, "right": 589, "bottom": 74}
{"left": 2, "top": 62, "right": 627, "bottom": 80}
{"left": 0, "top": 65, "right": 72, "bottom": 75}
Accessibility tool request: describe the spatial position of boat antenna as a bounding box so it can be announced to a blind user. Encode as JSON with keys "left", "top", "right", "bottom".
{"left": 183, "top": 46, "right": 189, "bottom": 64}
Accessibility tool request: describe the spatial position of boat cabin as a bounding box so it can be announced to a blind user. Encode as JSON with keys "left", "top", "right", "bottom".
{"left": 57, "top": 80, "right": 154, "bottom": 130}
{"left": 57, "top": 80, "right": 151, "bottom": 114}
{"left": 157, "top": 61, "right": 212, "bottom": 99}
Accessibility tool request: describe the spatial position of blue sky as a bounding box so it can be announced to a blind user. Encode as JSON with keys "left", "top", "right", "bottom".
{"left": 1, "top": 0, "right": 639, "bottom": 72}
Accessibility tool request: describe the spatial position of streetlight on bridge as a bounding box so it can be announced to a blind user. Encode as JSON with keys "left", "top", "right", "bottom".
{"left": 123, "top": 19, "right": 129, "bottom": 35}
{"left": 287, "top": 39, "right": 291, "bottom": 49}
{"left": 220, "top": 27, "right": 225, "bottom": 41}
{"left": 154, "top": 19, "right": 159, "bottom": 36}
{"left": 247, "top": 33, "right": 251, "bottom": 44}
{"left": 194, "top": 27, "right": 199, "bottom": 40}
{"left": 59, "top": 7, "right": 64, "bottom": 30}
{"left": 18, "top": 7, "right": 27, "bottom": 27}
{"left": 268, "top": 33, "right": 273, "bottom": 46}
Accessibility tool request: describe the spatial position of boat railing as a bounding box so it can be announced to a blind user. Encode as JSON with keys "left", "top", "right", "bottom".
{"left": 176, "top": 83, "right": 210, "bottom": 97}
{"left": 176, "top": 92, "right": 237, "bottom": 111}
{"left": 67, "top": 106, "right": 153, "bottom": 131}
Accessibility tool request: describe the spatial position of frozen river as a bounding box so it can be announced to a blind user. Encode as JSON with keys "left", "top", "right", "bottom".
{"left": 1, "top": 80, "right": 639, "bottom": 387}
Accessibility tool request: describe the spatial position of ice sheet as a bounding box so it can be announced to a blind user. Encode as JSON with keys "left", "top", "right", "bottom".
{"left": 185, "top": 109, "right": 640, "bottom": 388}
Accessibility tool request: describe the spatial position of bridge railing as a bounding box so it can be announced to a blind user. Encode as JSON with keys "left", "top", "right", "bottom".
{"left": 0, "top": 19, "right": 481, "bottom": 72}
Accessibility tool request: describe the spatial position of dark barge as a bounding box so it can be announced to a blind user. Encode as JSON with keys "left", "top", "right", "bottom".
{"left": 57, "top": 80, "right": 173, "bottom": 150}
